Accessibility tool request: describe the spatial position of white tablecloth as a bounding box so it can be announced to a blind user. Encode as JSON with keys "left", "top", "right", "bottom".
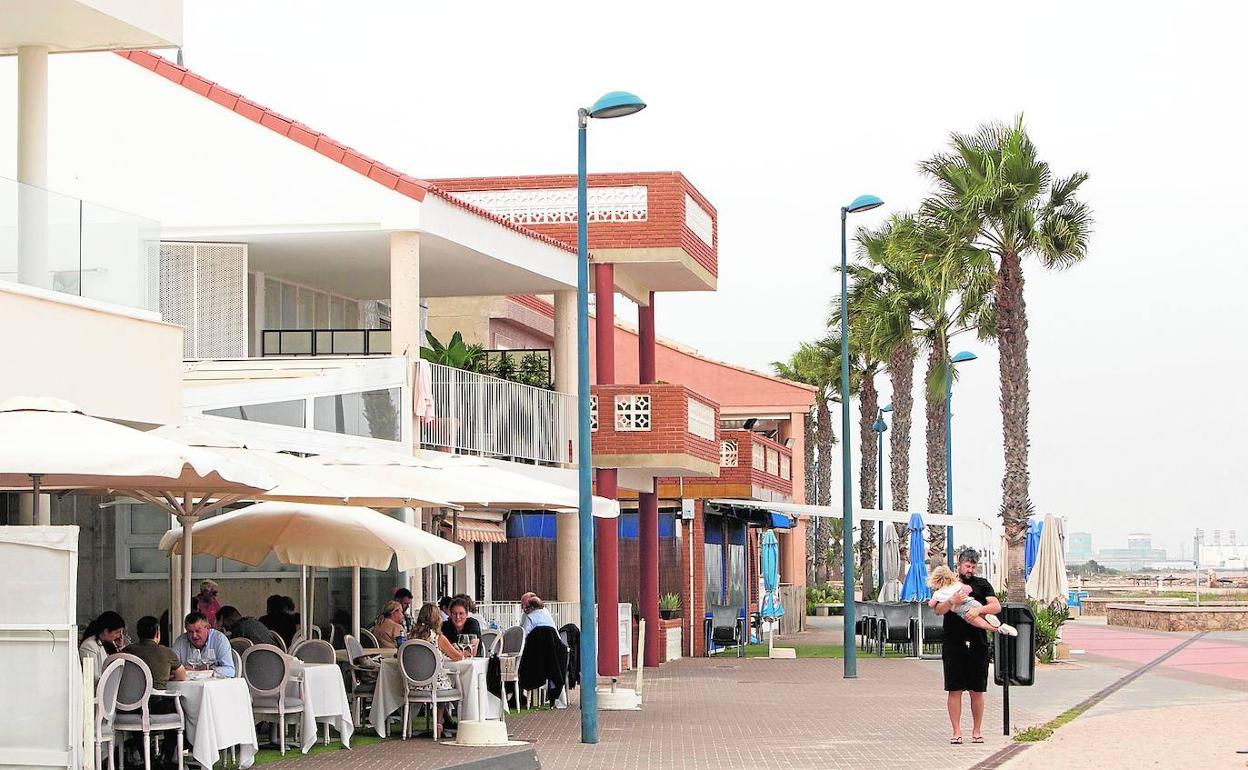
{"left": 296, "top": 663, "right": 354, "bottom": 751}
{"left": 369, "top": 657, "right": 500, "bottom": 737}
{"left": 167, "top": 677, "right": 258, "bottom": 769}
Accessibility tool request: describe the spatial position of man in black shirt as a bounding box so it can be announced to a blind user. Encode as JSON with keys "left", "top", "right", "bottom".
{"left": 933, "top": 549, "right": 1001, "bottom": 744}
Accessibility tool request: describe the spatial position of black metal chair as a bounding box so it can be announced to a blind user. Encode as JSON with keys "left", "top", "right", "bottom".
{"left": 909, "top": 602, "right": 944, "bottom": 655}
{"left": 705, "top": 604, "right": 745, "bottom": 657}
{"left": 877, "top": 602, "right": 914, "bottom": 655}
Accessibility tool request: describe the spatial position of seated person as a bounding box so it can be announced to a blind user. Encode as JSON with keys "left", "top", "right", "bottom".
{"left": 120, "top": 616, "right": 185, "bottom": 767}
{"left": 218, "top": 605, "right": 274, "bottom": 646}
{"left": 411, "top": 603, "right": 470, "bottom": 737}
{"left": 172, "top": 612, "right": 236, "bottom": 677}
{"left": 371, "top": 600, "right": 406, "bottom": 649}
{"left": 520, "top": 596, "right": 558, "bottom": 635}
{"left": 441, "top": 597, "right": 482, "bottom": 646}
{"left": 437, "top": 595, "right": 452, "bottom": 623}
{"left": 454, "top": 593, "right": 486, "bottom": 627}
{"left": 259, "top": 594, "right": 299, "bottom": 647}
{"left": 80, "top": 611, "right": 126, "bottom": 680}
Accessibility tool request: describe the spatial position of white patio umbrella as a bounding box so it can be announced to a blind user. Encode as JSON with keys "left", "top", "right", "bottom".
{"left": 154, "top": 423, "right": 463, "bottom": 634}
{"left": 318, "top": 447, "right": 621, "bottom": 517}
{"left": 160, "top": 501, "right": 467, "bottom": 638}
{"left": 0, "top": 397, "right": 275, "bottom": 623}
{"left": 1025, "top": 512, "right": 1070, "bottom": 606}
{"left": 878, "top": 522, "right": 902, "bottom": 601}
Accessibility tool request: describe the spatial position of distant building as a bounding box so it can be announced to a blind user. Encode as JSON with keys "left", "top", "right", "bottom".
{"left": 1066, "top": 532, "right": 1093, "bottom": 564}
{"left": 1198, "top": 543, "right": 1248, "bottom": 569}
{"left": 1096, "top": 532, "right": 1168, "bottom": 571}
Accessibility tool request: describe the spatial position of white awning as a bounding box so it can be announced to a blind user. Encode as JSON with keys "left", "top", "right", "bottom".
{"left": 706, "top": 499, "right": 995, "bottom": 530}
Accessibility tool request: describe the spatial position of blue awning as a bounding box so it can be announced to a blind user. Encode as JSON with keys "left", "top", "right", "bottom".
{"left": 769, "top": 512, "right": 793, "bottom": 529}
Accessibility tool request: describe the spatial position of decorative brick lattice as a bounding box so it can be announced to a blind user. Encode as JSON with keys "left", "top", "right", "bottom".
{"left": 780, "top": 454, "right": 791, "bottom": 481}
{"left": 720, "top": 440, "right": 739, "bottom": 468}
{"left": 451, "top": 186, "right": 648, "bottom": 225}
{"left": 589, "top": 394, "right": 599, "bottom": 433}
{"left": 685, "top": 193, "right": 714, "bottom": 247}
{"left": 687, "top": 398, "right": 716, "bottom": 441}
{"left": 766, "top": 447, "right": 780, "bottom": 477}
{"left": 752, "top": 442, "right": 765, "bottom": 471}
{"left": 614, "top": 394, "right": 651, "bottom": 432}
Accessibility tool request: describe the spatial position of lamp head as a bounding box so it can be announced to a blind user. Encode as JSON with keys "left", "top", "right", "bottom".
{"left": 952, "top": 351, "right": 978, "bottom": 363}
{"left": 881, "top": 403, "right": 893, "bottom": 413}
{"left": 871, "top": 418, "right": 888, "bottom": 433}
{"left": 588, "top": 91, "right": 647, "bottom": 119}
{"left": 843, "top": 194, "right": 884, "bottom": 214}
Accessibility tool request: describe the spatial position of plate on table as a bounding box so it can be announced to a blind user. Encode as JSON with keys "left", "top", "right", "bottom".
{"left": 185, "top": 669, "right": 215, "bottom": 681}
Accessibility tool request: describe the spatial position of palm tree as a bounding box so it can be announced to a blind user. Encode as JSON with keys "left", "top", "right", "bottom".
{"left": 773, "top": 342, "right": 839, "bottom": 584}
{"left": 920, "top": 117, "right": 1092, "bottom": 598}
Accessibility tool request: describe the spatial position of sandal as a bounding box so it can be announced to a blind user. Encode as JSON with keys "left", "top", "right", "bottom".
{"left": 972, "top": 736, "right": 984, "bottom": 744}
{"left": 950, "top": 737, "right": 963, "bottom": 745}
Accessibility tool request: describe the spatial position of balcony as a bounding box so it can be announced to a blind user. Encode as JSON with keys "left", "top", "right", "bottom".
{"left": 590, "top": 383, "right": 720, "bottom": 478}
{"left": 421, "top": 362, "right": 575, "bottom": 465}
{"left": 0, "top": 176, "right": 159, "bottom": 312}
{"left": 261, "top": 328, "right": 392, "bottom": 356}
{"left": 659, "top": 429, "right": 793, "bottom": 502}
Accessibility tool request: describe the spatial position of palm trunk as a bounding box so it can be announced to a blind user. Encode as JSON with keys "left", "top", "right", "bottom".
{"left": 997, "top": 250, "right": 1032, "bottom": 600}
{"left": 815, "top": 397, "right": 834, "bottom": 585}
{"left": 924, "top": 345, "right": 948, "bottom": 567}
{"left": 889, "top": 340, "right": 914, "bottom": 567}
{"left": 858, "top": 369, "right": 878, "bottom": 599}
{"left": 804, "top": 407, "right": 818, "bottom": 585}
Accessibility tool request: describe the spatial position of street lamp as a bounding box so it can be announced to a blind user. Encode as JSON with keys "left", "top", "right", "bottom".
{"left": 945, "top": 350, "right": 977, "bottom": 567}
{"left": 576, "top": 90, "right": 645, "bottom": 745}
{"left": 840, "top": 193, "right": 883, "bottom": 679}
{"left": 872, "top": 407, "right": 890, "bottom": 592}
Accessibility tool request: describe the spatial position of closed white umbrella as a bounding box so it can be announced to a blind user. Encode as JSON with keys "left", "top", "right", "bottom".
{"left": 878, "top": 523, "right": 902, "bottom": 601}
{"left": 1025, "top": 512, "right": 1070, "bottom": 606}
{"left": 0, "top": 397, "right": 274, "bottom": 619}
{"left": 160, "top": 501, "right": 467, "bottom": 637}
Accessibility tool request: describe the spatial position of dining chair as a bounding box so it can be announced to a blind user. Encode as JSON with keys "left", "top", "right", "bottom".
{"left": 359, "top": 628, "right": 380, "bottom": 649}
{"left": 230, "top": 637, "right": 253, "bottom": 654}
{"left": 497, "top": 626, "right": 525, "bottom": 713}
{"left": 291, "top": 639, "right": 336, "bottom": 664}
{"left": 268, "top": 630, "right": 288, "bottom": 653}
{"left": 110, "top": 653, "right": 185, "bottom": 770}
{"left": 397, "top": 640, "right": 461, "bottom": 741}
{"left": 242, "top": 644, "right": 304, "bottom": 755}
{"left": 94, "top": 657, "right": 126, "bottom": 770}
{"left": 342, "top": 635, "right": 376, "bottom": 727}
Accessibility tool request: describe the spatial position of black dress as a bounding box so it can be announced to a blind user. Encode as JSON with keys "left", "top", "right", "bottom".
{"left": 941, "top": 574, "right": 996, "bottom": 692}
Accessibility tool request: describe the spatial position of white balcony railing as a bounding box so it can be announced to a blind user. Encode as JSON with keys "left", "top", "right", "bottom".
{"left": 421, "top": 362, "right": 575, "bottom": 465}
{"left": 0, "top": 175, "right": 159, "bottom": 312}
{"left": 476, "top": 601, "right": 634, "bottom": 668}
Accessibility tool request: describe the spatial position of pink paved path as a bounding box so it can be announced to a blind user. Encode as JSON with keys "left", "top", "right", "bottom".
{"left": 1063, "top": 619, "right": 1248, "bottom": 688}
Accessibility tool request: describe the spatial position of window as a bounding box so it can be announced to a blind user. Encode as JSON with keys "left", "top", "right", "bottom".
{"left": 766, "top": 447, "right": 779, "bottom": 476}
{"left": 264, "top": 278, "right": 282, "bottom": 330}
{"left": 780, "top": 454, "right": 791, "bottom": 481}
{"left": 117, "top": 503, "right": 302, "bottom": 580}
{"left": 204, "top": 399, "right": 306, "bottom": 428}
{"left": 313, "top": 388, "right": 401, "bottom": 441}
{"left": 752, "top": 442, "right": 765, "bottom": 471}
{"left": 687, "top": 399, "right": 716, "bottom": 441}
{"left": 280, "top": 283, "right": 298, "bottom": 329}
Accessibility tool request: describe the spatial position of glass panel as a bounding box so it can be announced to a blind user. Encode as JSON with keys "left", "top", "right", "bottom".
{"left": 298, "top": 287, "right": 316, "bottom": 328}
{"left": 204, "top": 399, "right": 306, "bottom": 428}
{"left": 281, "top": 282, "right": 297, "bottom": 329}
{"left": 129, "top": 505, "right": 172, "bottom": 535}
{"left": 264, "top": 278, "right": 282, "bottom": 329}
{"left": 129, "top": 548, "right": 215, "bottom": 575}
{"left": 329, "top": 296, "right": 344, "bottom": 327}
{"left": 280, "top": 330, "right": 313, "bottom": 355}
{"left": 370, "top": 330, "right": 391, "bottom": 354}
{"left": 704, "top": 544, "right": 724, "bottom": 608}
{"left": 343, "top": 300, "right": 359, "bottom": 326}
{"left": 332, "top": 330, "right": 365, "bottom": 354}
{"left": 315, "top": 330, "right": 333, "bottom": 353}
{"left": 315, "top": 292, "right": 330, "bottom": 328}
{"left": 727, "top": 544, "right": 746, "bottom": 607}
{"left": 222, "top": 553, "right": 297, "bottom": 573}
{"left": 261, "top": 330, "right": 281, "bottom": 356}
{"left": 313, "top": 388, "right": 400, "bottom": 441}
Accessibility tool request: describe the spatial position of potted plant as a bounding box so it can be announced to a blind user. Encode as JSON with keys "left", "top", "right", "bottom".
{"left": 659, "top": 593, "right": 682, "bottom": 620}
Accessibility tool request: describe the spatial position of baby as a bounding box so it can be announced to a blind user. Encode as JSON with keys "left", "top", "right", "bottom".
{"left": 927, "top": 565, "right": 1017, "bottom": 636}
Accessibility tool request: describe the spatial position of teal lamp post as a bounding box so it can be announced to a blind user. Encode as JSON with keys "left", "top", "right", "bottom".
{"left": 839, "top": 193, "right": 883, "bottom": 679}
{"left": 945, "top": 350, "right": 977, "bottom": 567}
{"left": 874, "top": 404, "right": 891, "bottom": 588}
{"left": 576, "top": 90, "right": 645, "bottom": 744}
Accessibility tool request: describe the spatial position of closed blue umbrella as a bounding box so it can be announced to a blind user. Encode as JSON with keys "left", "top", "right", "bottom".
{"left": 1025, "top": 518, "right": 1044, "bottom": 578}
{"left": 760, "top": 529, "right": 784, "bottom": 619}
{"left": 901, "top": 513, "right": 931, "bottom": 602}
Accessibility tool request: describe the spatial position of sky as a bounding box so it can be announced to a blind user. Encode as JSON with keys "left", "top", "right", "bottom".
{"left": 110, "top": 2, "right": 1248, "bottom": 555}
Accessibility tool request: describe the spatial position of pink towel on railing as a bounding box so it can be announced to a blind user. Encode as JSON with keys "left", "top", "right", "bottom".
{"left": 415, "top": 359, "right": 437, "bottom": 424}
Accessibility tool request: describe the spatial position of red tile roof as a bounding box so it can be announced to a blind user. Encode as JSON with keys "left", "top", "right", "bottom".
{"left": 115, "top": 50, "right": 577, "bottom": 255}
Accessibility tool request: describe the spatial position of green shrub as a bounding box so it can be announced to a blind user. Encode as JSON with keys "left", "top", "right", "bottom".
{"left": 659, "top": 592, "right": 681, "bottom": 610}
{"left": 805, "top": 584, "right": 844, "bottom": 614}
{"left": 1028, "top": 600, "right": 1070, "bottom": 663}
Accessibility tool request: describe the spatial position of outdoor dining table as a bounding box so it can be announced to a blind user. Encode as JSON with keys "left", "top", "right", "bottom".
{"left": 369, "top": 656, "right": 501, "bottom": 737}
{"left": 166, "top": 676, "right": 259, "bottom": 769}
{"left": 334, "top": 647, "right": 395, "bottom": 663}
{"left": 291, "top": 662, "right": 355, "bottom": 750}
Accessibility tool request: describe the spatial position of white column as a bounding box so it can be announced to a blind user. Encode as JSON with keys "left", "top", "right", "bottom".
{"left": 17, "top": 46, "right": 50, "bottom": 288}
{"left": 482, "top": 545, "right": 493, "bottom": 602}
{"left": 17, "top": 494, "right": 50, "bottom": 525}
{"left": 251, "top": 270, "right": 266, "bottom": 356}
{"left": 390, "top": 233, "right": 422, "bottom": 407}
{"left": 553, "top": 290, "right": 580, "bottom": 602}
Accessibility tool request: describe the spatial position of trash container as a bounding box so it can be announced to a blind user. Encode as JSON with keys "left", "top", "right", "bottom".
{"left": 993, "top": 603, "right": 1036, "bottom": 686}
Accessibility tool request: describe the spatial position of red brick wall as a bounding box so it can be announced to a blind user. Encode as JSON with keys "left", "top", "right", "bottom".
{"left": 712, "top": 431, "right": 794, "bottom": 498}
{"left": 431, "top": 172, "right": 718, "bottom": 277}
{"left": 679, "top": 500, "right": 707, "bottom": 656}
{"left": 592, "top": 384, "right": 720, "bottom": 467}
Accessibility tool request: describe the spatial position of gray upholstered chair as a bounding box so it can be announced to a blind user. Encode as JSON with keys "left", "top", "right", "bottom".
{"left": 94, "top": 657, "right": 126, "bottom": 770}
{"left": 230, "top": 637, "right": 253, "bottom": 654}
{"left": 242, "top": 644, "right": 304, "bottom": 755}
{"left": 342, "top": 635, "right": 376, "bottom": 726}
{"left": 290, "top": 639, "right": 336, "bottom": 664}
{"left": 478, "top": 630, "right": 499, "bottom": 658}
{"left": 309, "top": 625, "right": 322, "bottom": 640}
{"left": 497, "top": 626, "right": 525, "bottom": 712}
{"left": 397, "top": 640, "right": 461, "bottom": 741}
{"left": 359, "top": 628, "right": 380, "bottom": 649}
{"left": 705, "top": 604, "right": 745, "bottom": 657}
{"left": 268, "top": 630, "right": 288, "bottom": 652}
{"left": 110, "top": 653, "right": 185, "bottom": 770}
{"left": 878, "top": 602, "right": 914, "bottom": 655}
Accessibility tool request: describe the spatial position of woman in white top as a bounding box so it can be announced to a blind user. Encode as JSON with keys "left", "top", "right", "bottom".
{"left": 79, "top": 611, "right": 126, "bottom": 680}
{"left": 411, "top": 603, "right": 476, "bottom": 735}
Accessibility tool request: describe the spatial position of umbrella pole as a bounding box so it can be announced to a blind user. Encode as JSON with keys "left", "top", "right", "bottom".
{"left": 301, "top": 565, "right": 309, "bottom": 639}
{"left": 180, "top": 493, "right": 195, "bottom": 625}
{"left": 352, "top": 566, "right": 361, "bottom": 640}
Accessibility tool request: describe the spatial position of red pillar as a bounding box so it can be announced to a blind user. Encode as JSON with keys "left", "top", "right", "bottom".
{"left": 593, "top": 263, "right": 620, "bottom": 676}
{"left": 638, "top": 292, "right": 660, "bottom": 666}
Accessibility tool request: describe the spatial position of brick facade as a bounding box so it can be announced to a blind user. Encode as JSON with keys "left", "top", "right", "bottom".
{"left": 591, "top": 383, "right": 720, "bottom": 469}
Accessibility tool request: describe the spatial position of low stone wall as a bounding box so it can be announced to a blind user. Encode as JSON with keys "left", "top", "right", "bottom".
{"left": 1106, "top": 604, "right": 1248, "bottom": 632}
